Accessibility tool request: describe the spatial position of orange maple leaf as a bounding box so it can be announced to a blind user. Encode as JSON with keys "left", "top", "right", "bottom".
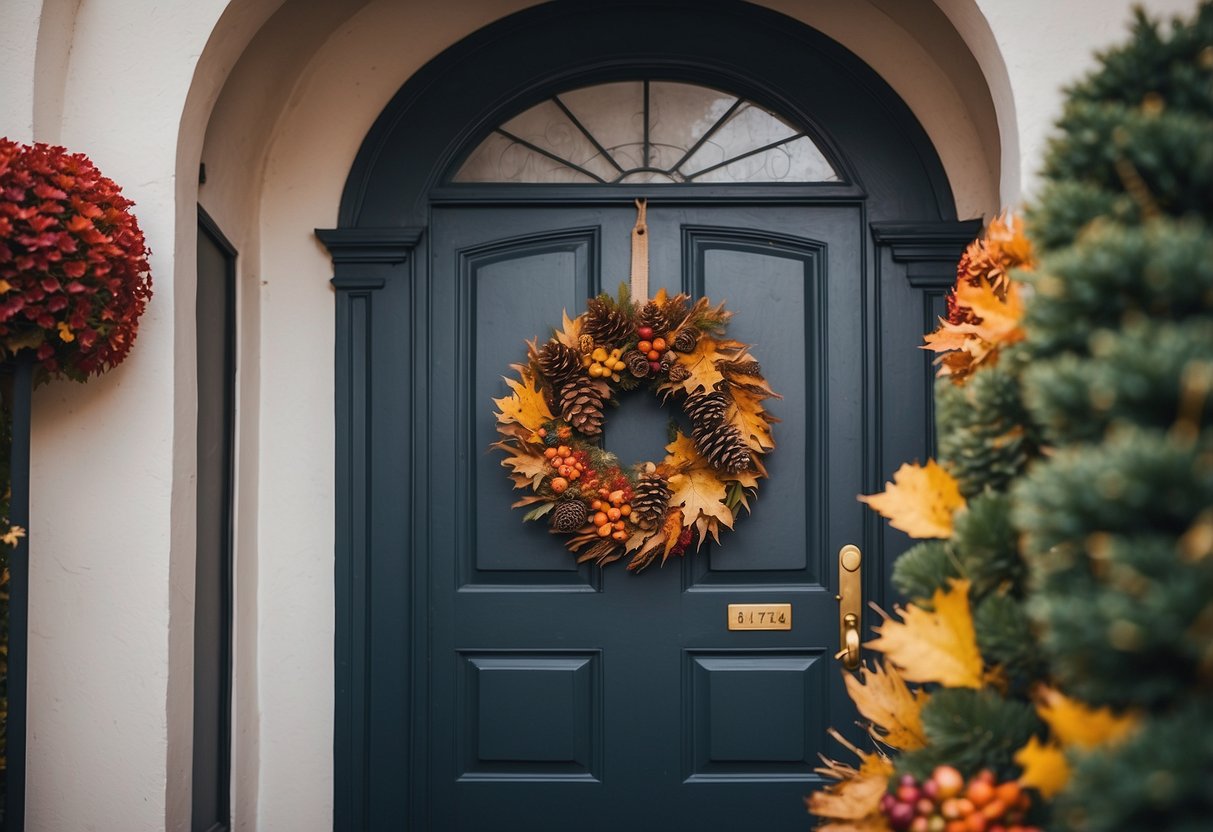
{"left": 866, "top": 579, "right": 985, "bottom": 689}
{"left": 859, "top": 460, "right": 965, "bottom": 539}
{"left": 844, "top": 660, "right": 930, "bottom": 750}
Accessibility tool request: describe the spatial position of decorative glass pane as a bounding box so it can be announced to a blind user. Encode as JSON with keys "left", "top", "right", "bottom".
{"left": 452, "top": 80, "right": 839, "bottom": 184}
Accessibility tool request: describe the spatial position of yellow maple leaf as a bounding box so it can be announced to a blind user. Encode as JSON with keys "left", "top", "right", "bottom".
{"left": 662, "top": 431, "right": 703, "bottom": 470}
{"left": 859, "top": 460, "right": 965, "bottom": 539}
{"left": 726, "top": 386, "right": 776, "bottom": 452}
{"left": 1036, "top": 687, "right": 1140, "bottom": 750}
{"left": 668, "top": 466, "right": 733, "bottom": 532}
{"left": 1015, "top": 736, "right": 1069, "bottom": 799}
{"left": 492, "top": 369, "right": 554, "bottom": 434}
{"left": 866, "top": 579, "right": 984, "bottom": 689}
{"left": 844, "top": 660, "right": 929, "bottom": 750}
{"left": 809, "top": 743, "right": 895, "bottom": 826}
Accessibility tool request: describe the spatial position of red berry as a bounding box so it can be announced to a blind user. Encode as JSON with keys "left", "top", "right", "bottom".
{"left": 649, "top": 360, "right": 662, "bottom": 373}
{"left": 637, "top": 326, "right": 653, "bottom": 340}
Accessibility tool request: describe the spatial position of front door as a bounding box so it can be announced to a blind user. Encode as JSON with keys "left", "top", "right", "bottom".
{"left": 424, "top": 203, "right": 865, "bottom": 830}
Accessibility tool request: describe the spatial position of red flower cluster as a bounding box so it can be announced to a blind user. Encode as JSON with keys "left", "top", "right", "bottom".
{"left": 0, "top": 139, "right": 152, "bottom": 379}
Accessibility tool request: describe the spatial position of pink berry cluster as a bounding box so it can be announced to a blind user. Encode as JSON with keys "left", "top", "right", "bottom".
{"left": 880, "top": 766, "right": 1040, "bottom": 832}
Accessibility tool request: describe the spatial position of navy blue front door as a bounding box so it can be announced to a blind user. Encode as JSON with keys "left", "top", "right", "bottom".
{"left": 422, "top": 204, "right": 864, "bottom": 829}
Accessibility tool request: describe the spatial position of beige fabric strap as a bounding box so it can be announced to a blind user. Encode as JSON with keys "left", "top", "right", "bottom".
{"left": 630, "top": 198, "right": 649, "bottom": 302}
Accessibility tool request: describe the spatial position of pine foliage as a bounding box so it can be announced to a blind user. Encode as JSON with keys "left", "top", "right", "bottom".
{"left": 1014, "top": 5, "right": 1213, "bottom": 829}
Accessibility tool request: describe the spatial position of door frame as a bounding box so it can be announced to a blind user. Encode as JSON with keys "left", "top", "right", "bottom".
{"left": 317, "top": 2, "right": 977, "bottom": 827}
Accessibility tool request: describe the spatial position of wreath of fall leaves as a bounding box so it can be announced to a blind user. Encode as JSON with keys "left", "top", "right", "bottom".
{"left": 492, "top": 286, "right": 779, "bottom": 571}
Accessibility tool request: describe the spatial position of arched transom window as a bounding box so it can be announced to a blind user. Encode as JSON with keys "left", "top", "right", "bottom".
{"left": 453, "top": 80, "right": 840, "bottom": 184}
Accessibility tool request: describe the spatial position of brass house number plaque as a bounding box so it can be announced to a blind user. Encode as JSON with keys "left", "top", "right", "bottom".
{"left": 728, "top": 603, "right": 792, "bottom": 631}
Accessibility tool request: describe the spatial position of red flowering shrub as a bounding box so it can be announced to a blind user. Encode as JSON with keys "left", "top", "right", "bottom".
{"left": 0, "top": 139, "right": 152, "bottom": 380}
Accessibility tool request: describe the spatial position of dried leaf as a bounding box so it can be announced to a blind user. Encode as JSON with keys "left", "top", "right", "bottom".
{"left": 954, "top": 278, "right": 1025, "bottom": 347}
{"left": 554, "top": 309, "right": 582, "bottom": 348}
{"left": 1035, "top": 687, "right": 1140, "bottom": 750}
{"left": 1014, "top": 736, "right": 1069, "bottom": 799}
{"left": 665, "top": 335, "right": 745, "bottom": 395}
{"left": 661, "top": 508, "right": 684, "bottom": 562}
{"left": 663, "top": 431, "right": 703, "bottom": 471}
{"left": 844, "top": 660, "right": 929, "bottom": 750}
{"left": 866, "top": 579, "right": 984, "bottom": 689}
{"left": 808, "top": 739, "right": 894, "bottom": 826}
{"left": 726, "top": 386, "right": 776, "bottom": 452}
{"left": 668, "top": 467, "right": 733, "bottom": 532}
{"left": 492, "top": 368, "right": 554, "bottom": 433}
{"left": 859, "top": 460, "right": 965, "bottom": 539}
{"left": 493, "top": 442, "right": 549, "bottom": 488}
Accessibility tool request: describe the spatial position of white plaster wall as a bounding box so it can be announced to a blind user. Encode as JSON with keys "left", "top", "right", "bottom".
{"left": 943, "top": 0, "right": 1202, "bottom": 203}
{"left": 0, "top": 0, "right": 1201, "bottom": 829}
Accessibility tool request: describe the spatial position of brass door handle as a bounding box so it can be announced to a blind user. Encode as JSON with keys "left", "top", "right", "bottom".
{"left": 836, "top": 544, "right": 862, "bottom": 670}
{"left": 836, "top": 613, "right": 860, "bottom": 670}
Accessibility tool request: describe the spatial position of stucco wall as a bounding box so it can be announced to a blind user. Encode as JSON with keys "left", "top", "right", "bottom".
{"left": 0, "top": 0, "right": 1201, "bottom": 829}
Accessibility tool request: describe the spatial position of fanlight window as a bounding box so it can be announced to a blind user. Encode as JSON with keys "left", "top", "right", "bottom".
{"left": 453, "top": 80, "right": 840, "bottom": 184}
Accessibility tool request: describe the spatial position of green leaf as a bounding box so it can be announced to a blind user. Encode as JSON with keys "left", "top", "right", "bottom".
{"left": 522, "top": 502, "right": 555, "bottom": 522}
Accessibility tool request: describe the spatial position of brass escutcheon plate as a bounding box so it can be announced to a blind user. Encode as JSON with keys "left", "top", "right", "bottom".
{"left": 728, "top": 603, "right": 792, "bottom": 631}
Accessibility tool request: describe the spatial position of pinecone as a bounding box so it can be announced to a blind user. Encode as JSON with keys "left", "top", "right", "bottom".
{"left": 536, "top": 340, "right": 582, "bottom": 385}
{"left": 637, "top": 301, "right": 671, "bottom": 337}
{"left": 632, "top": 473, "right": 673, "bottom": 528}
{"left": 578, "top": 334, "right": 595, "bottom": 354}
{"left": 559, "top": 378, "right": 607, "bottom": 436}
{"left": 693, "top": 422, "right": 752, "bottom": 473}
{"left": 549, "top": 499, "right": 589, "bottom": 532}
{"left": 660, "top": 350, "right": 678, "bottom": 373}
{"left": 583, "top": 297, "right": 631, "bottom": 346}
{"left": 685, "top": 391, "right": 729, "bottom": 427}
{"left": 672, "top": 325, "right": 700, "bottom": 353}
{"left": 668, "top": 364, "right": 691, "bottom": 384}
{"left": 624, "top": 350, "right": 650, "bottom": 378}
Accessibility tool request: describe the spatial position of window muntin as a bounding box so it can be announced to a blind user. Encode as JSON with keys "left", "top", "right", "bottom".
{"left": 453, "top": 80, "right": 839, "bottom": 184}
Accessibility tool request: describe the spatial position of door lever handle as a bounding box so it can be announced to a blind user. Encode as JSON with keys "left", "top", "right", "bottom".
{"left": 836, "top": 544, "right": 863, "bottom": 670}
{"left": 835, "top": 613, "right": 860, "bottom": 669}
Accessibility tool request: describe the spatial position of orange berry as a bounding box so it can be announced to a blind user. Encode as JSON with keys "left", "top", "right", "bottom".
{"left": 994, "top": 783, "right": 1021, "bottom": 807}
{"left": 619, "top": 504, "right": 631, "bottom": 516}
{"left": 550, "top": 477, "right": 569, "bottom": 493}
{"left": 557, "top": 445, "right": 570, "bottom": 457}
{"left": 537, "top": 428, "right": 547, "bottom": 437}
{"left": 611, "top": 530, "right": 628, "bottom": 541}
{"left": 956, "top": 799, "right": 975, "bottom": 817}
{"left": 652, "top": 337, "right": 667, "bottom": 351}
{"left": 597, "top": 524, "right": 612, "bottom": 537}
{"left": 965, "top": 814, "right": 987, "bottom": 832}
{"left": 607, "top": 507, "right": 622, "bottom": 521}
{"left": 981, "top": 800, "right": 1008, "bottom": 821}
{"left": 967, "top": 780, "right": 995, "bottom": 808}
{"left": 568, "top": 469, "right": 581, "bottom": 480}
{"left": 590, "top": 500, "right": 603, "bottom": 511}
{"left": 544, "top": 447, "right": 558, "bottom": 459}
{"left": 647, "top": 349, "right": 660, "bottom": 361}
{"left": 608, "top": 490, "right": 625, "bottom": 505}
{"left": 593, "top": 512, "right": 608, "bottom": 527}
{"left": 637, "top": 340, "right": 652, "bottom": 352}
{"left": 613, "top": 520, "right": 625, "bottom": 531}
{"left": 946, "top": 822, "right": 967, "bottom": 832}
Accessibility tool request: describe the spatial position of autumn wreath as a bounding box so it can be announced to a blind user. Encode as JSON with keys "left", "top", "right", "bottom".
{"left": 492, "top": 286, "right": 779, "bottom": 571}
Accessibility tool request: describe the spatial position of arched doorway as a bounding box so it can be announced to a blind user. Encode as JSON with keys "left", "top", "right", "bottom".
{"left": 319, "top": 3, "right": 978, "bottom": 828}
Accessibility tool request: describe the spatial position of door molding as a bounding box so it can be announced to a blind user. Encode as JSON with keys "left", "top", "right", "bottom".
{"left": 319, "top": 3, "right": 972, "bottom": 827}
